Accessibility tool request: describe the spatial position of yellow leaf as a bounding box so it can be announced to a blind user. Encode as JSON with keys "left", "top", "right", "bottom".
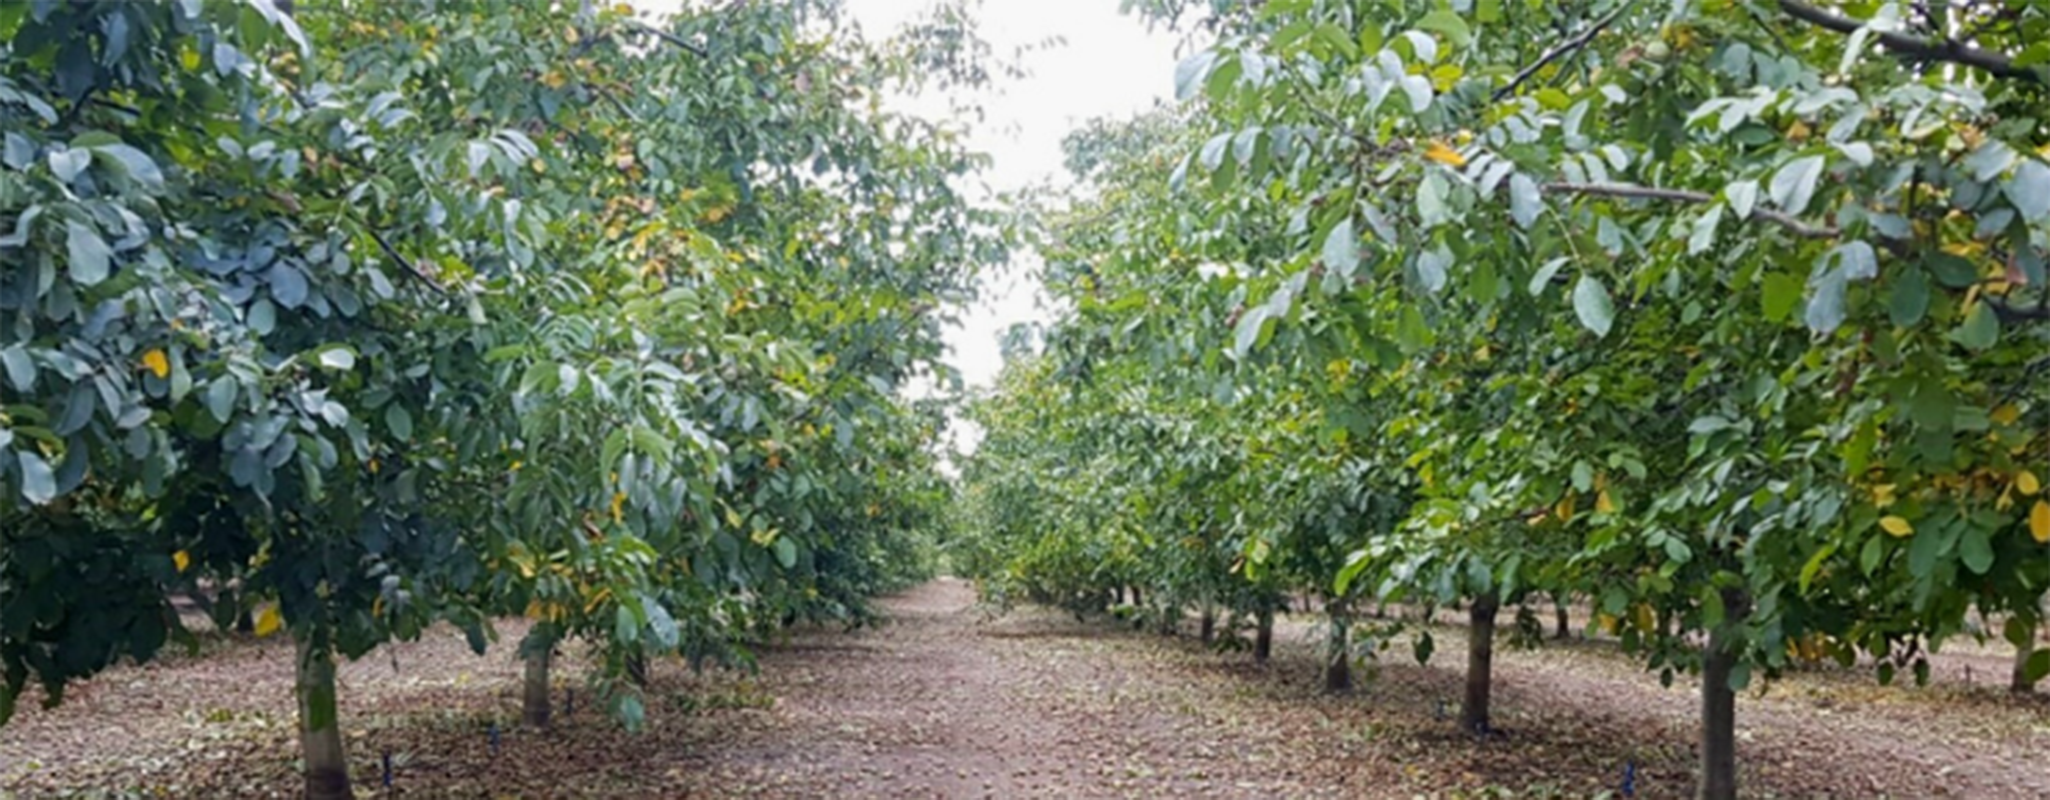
{"left": 1871, "top": 483, "right": 1897, "bottom": 508}
{"left": 253, "top": 605, "right": 282, "bottom": 638}
{"left": 1596, "top": 489, "right": 1616, "bottom": 514}
{"left": 2032, "top": 500, "right": 2050, "bottom": 545}
{"left": 1555, "top": 494, "right": 1576, "bottom": 521}
{"left": 1879, "top": 515, "right": 1914, "bottom": 538}
{"left": 173, "top": 550, "right": 190, "bottom": 573}
{"left": 610, "top": 491, "right": 627, "bottom": 524}
{"left": 1992, "top": 404, "right": 2021, "bottom": 425}
{"left": 1422, "top": 139, "right": 1467, "bottom": 168}
{"left": 181, "top": 47, "right": 201, "bottom": 71}
{"left": 140, "top": 349, "right": 170, "bottom": 379}
{"left": 2017, "top": 470, "right": 2041, "bottom": 497}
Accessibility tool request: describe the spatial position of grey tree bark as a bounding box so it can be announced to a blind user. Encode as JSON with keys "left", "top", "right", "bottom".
{"left": 296, "top": 637, "right": 352, "bottom": 800}
{"left": 1462, "top": 592, "right": 1499, "bottom": 734}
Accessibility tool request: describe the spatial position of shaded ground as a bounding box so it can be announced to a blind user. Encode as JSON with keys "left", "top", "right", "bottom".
{"left": 4, "top": 578, "right": 2048, "bottom": 798}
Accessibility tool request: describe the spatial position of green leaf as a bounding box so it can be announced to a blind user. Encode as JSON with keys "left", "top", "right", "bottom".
{"left": 615, "top": 605, "right": 639, "bottom": 646}
{"left": 1321, "top": 218, "right": 1359, "bottom": 279}
{"left": 316, "top": 347, "right": 356, "bottom": 370}
{"left": 1233, "top": 304, "right": 1272, "bottom": 358}
{"left": 644, "top": 598, "right": 679, "bottom": 650}
{"left": 1859, "top": 535, "right": 1885, "bottom": 576}
{"left": 0, "top": 346, "right": 33, "bottom": 392}
{"left": 1174, "top": 50, "right": 1217, "bottom": 102}
{"left": 1571, "top": 274, "right": 1614, "bottom": 337}
{"left": 18, "top": 450, "right": 56, "bottom": 505}
{"left": 2027, "top": 650, "right": 2050, "bottom": 684}
{"left": 1770, "top": 155, "right": 1825, "bottom": 216}
{"left": 1925, "top": 253, "right": 1980, "bottom": 288}
{"left": 2008, "top": 159, "right": 2050, "bottom": 222}
{"left": 616, "top": 693, "right": 645, "bottom": 733}
{"left": 385, "top": 404, "right": 414, "bottom": 441}
{"left": 773, "top": 537, "right": 797, "bottom": 569}
{"left": 1527, "top": 257, "right": 1566, "bottom": 297}
{"left": 1760, "top": 272, "right": 1802, "bottom": 322}
{"left": 1688, "top": 204, "right": 1723, "bottom": 255}
{"left": 1727, "top": 661, "right": 1752, "bottom": 692}
{"left": 2005, "top": 617, "right": 2032, "bottom": 649}
{"left": 1888, "top": 269, "right": 1929, "bottom": 327}
{"left": 1958, "top": 526, "right": 1993, "bottom": 575}
{"left": 91, "top": 144, "right": 164, "bottom": 191}
{"left": 269, "top": 266, "right": 310, "bottom": 309}
{"left": 1798, "top": 542, "right": 1838, "bottom": 593}
{"left": 1725, "top": 180, "right": 1759, "bottom": 219}
{"left": 1966, "top": 140, "right": 2016, "bottom": 181}
{"left": 1952, "top": 302, "right": 1999, "bottom": 351}
{"left": 65, "top": 220, "right": 109, "bottom": 285}
{"left": 1509, "top": 174, "right": 1541, "bottom": 229}
{"left": 1414, "top": 7, "right": 1471, "bottom": 48}
{"left": 1804, "top": 267, "right": 1848, "bottom": 334}
{"left": 206, "top": 378, "right": 237, "bottom": 423}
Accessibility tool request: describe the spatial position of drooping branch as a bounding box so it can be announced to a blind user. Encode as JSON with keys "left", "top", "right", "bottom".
{"left": 1542, "top": 182, "right": 1840, "bottom": 239}
{"left": 1778, "top": 0, "right": 2046, "bottom": 87}
{"left": 1493, "top": 0, "right": 1640, "bottom": 102}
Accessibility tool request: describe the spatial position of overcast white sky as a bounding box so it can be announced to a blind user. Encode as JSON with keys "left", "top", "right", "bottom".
{"left": 841, "top": 0, "right": 1180, "bottom": 391}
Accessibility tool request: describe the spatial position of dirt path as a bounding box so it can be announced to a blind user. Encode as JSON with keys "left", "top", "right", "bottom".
{"left": 5, "top": 579, "right": 2049, "bottom": 798}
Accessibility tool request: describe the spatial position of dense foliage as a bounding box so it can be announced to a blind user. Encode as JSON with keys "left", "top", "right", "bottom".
{"left": 961, "top": 2, "right": 2048, "bottom": 797}
{"left": 1, "top": 0, "right": 997, "bottom": 795}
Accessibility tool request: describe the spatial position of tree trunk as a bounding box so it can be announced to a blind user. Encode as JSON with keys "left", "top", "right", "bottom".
{"left": 1463, "top": 592, "right": 1499, "bottom": 734}
{"left": 1699, "top": 590, "right": 1746, "bottom": 800}
{"left": 1253, "top": 607, "right": 1274, "bottom": 663}
{"left": 2012, "top": 611, "right": 2040, "bottom": 694}
{"left": 2013, "top": 642, "right": 2037, "bottom": 694}
{"left": 296, "top": 637, "right": 352, "bottom": 800}
{"left": 1199, "top": 602, "right": 1216, "bottom": 645}
{"left": 1553, "top": 596, "right": 1571, "bottom": 640}
{"left": 1130, "top": 586, "right": 1143, "bottom": 609}
{"left": 1324, "top": 605, "right": 1352, "bottom": 693}
{"left": 522, "top": 633, "right": 553, "bottom": 728}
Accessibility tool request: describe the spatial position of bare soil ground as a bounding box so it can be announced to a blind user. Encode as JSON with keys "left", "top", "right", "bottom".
{"left": 4, "top": 578, "right": 2048, "bottom": 799}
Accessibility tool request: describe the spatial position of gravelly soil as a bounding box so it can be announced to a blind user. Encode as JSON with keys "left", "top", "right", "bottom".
{"left": 4, "top": 577, "right": 2047, "bottom": 798}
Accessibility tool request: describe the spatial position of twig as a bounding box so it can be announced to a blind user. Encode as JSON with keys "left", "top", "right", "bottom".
{"left": 626, "top": 21, "right": 708, "bottom": 58}
{"left": 369, "top": 230, "right": 452, "bottom": 296}
{"left": 1778, "top": 0, "right": 2046, "bottom": 87}
{"left": 1542, "top": 181, "right": 1839, "bottom": 239}
{"left": 1493, "top": 0, "right": 1639, "bottom": 102}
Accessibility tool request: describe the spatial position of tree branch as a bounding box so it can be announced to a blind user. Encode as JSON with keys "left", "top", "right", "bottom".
{"left": 1542, "top": 182, "right": 1840, "bottom": 239}
{"left": 626, "top": 21, "right": 708, "bottom": 58}
{"left": 369, "top": 230, "right": 452, "bottom": 296}
{"left": 1778, "top": 0, "right": 2046, "bottom": 87}
{"left": 1493, "top": 0, "right": 1639, "bottom": 102}
{"left": 1986, "top": 296, "right": 2050, "bottom": 324}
